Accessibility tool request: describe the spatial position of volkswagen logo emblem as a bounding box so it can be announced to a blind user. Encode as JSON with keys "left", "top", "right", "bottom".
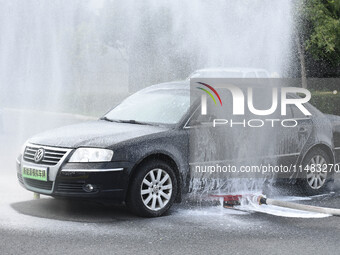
{"left": 34, "top": 148, "right": 45, "bottom": 163}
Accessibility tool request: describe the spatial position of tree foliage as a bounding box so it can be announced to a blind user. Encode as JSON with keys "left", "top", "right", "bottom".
{"left": 302, "top": 0, "right": 340, "bottom": 65}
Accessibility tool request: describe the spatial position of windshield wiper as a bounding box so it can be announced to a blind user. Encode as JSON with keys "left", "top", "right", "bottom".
{"left": 100, "top": 116, "right": 116, "bottom": 122}
{"left": 116, "top": 119, "right": 153, "bottom": 126}
{"left": 100, "top": 117, "right": 154, "bottom": 126}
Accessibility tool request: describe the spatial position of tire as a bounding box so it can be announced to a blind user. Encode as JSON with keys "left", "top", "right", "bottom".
{"left": 126, "top": 159, "right": 177, "bottom": 217}
{"left": 297, "top": 148, "right": 332, "bottom": 195}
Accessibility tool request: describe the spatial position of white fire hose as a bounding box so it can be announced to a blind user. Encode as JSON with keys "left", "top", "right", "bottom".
{"left": 258, "top": 195, "right": 340, "bottom": 216}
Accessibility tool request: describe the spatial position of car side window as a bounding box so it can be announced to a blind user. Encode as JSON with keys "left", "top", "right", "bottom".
{"left": 284, "top": 105, "right": 294, "bottom": 119}
{"left": 291, "top": 105, "right": 308, "bottom": 119}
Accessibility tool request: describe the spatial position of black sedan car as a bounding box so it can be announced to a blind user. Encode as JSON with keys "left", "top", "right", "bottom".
{"left": 16, "top": 81, "right": 340, "bottom": 217}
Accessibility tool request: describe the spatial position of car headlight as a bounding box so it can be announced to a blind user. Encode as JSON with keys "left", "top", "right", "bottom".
{"left": 69, "top": 148, "right": 113, "bottom": 163}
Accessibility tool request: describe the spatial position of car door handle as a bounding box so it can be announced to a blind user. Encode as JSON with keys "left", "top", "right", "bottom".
{"left": 298, "top": 127, "right": 307, "bottom": 134}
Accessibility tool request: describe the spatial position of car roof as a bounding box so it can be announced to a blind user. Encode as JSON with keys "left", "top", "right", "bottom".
{"left": 142, "top": 81, "right": 190, "bottom": 92}
{"left": 191, "top": 67, "right": 269, "bottom": 73}
{"left": 187, "top": 67, "right": 270, "bottom": 79}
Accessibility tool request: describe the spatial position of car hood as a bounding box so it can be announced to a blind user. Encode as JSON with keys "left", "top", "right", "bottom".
{"left": 28, "top": 120, "right": 169, "bottom": 148}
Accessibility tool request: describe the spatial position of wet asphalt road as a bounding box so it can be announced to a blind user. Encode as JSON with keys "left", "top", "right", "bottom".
{"left": 1, "top": 109, "right": 340, "bottom": 255}
{"left": 1, "top": 181, "right": 340, "bottom": 255}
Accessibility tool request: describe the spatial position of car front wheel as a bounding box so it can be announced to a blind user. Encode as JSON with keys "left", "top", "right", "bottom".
{"left": 126, "top": 159, "right": 177, "bottom": 217}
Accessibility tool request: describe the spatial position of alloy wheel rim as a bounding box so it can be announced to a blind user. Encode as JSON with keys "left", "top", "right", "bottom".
{"left": 306, "top": 155, "right": 327, "bottom": 190}
{"left": 140, "top": 168, "right": 172, "bottom": 211}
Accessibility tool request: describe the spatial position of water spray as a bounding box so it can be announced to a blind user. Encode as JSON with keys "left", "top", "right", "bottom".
{"left": 212, "top": 194, "right": 340, "bottom": 216}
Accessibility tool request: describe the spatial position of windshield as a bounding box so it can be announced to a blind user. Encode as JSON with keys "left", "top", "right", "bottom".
{"left": 104, "top": 89, "right": 190, "bottom": 125}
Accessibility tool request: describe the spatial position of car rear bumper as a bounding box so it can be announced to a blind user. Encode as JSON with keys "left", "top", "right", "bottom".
{"left": 16, "top": 155, "right": 132, "bottom": 202}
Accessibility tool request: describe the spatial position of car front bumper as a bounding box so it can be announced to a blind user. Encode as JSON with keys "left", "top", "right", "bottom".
{"left": 16, "top": 153, "right": 132, "bottom": 202}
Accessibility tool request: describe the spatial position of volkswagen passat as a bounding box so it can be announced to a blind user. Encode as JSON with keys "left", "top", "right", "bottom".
{"left": 16, "top": 81, "right": 340, "bottom": 217}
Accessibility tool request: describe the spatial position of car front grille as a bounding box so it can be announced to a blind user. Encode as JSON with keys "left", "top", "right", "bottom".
{"left": 23, "top": 146, "right": 68, "bottom": 166}
{"left": 24, "top": 178, "right": 53, "bottom": 190}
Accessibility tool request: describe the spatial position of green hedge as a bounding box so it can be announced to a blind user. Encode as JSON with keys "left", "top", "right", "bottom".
{"left": 309, "top": 91, "right": 340, "bottom": 116}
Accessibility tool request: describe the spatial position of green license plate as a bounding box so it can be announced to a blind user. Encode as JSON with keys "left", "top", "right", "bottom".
{"left": 22, "top": 166, "right": 48, "bottom": 182}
